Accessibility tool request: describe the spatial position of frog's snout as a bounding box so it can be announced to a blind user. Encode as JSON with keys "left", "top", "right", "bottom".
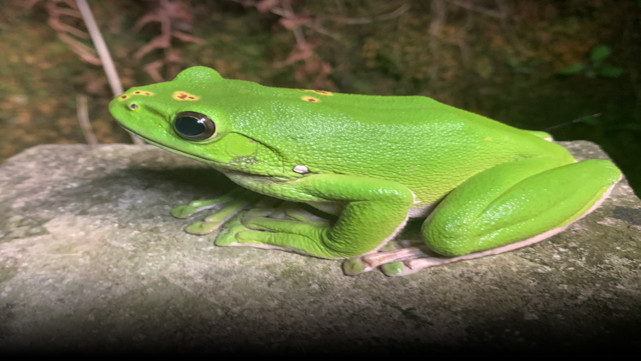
{"left": 108, "top": 98, "right": 132, "bottom": 124}
{"left": 109, "top": 96, "right": 139, "bottom": 115}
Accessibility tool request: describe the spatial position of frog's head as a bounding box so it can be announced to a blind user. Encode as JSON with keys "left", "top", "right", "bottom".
{"left": 109, "top": 66, "right": 282, "bottom": 175}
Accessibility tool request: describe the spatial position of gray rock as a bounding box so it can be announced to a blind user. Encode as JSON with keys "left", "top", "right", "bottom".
{"left": 0, "top": 142, "right": 640, "bottom": 354}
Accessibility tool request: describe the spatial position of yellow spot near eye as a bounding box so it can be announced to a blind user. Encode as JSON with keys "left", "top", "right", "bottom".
{"left": 133, "top": 90, "right": 154, "bottom": 96}
{"left": 301, "top": 96, "right": 320, "bottom": 103}
{"left": 484, "top": 136, "right": 493, "bottom": 141}
{"left": 173, "top": 91, "right": 200, "bottom": 101}
{"left": 120, "top": 90, "right": 154, "bottom": 100}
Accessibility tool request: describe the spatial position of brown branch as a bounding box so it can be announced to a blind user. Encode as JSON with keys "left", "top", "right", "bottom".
{"left": 131, "top": 0, "right": 204, "bottom": 80}
{"left": 76, "top": 94, "right": 98, "bottom": 148}
{"left": 44, "top": 0, "right": 102, "bottom": 63}
{"left": 75, "top": 0, "right": 144, "bottom": 145}
{"left": 447, "top": 0, "right": 506, "bottom": 19}
{"left": 332, "top": 3, "right": 411, "bottom": 25}
{"left": 57, "top": 32, "right": 101, "bottom": 65}
{"left": 429, "top": 0, "right": 447, "bottom": 83}
{"left": 47, "top": 16, "right": 89, "bottom": 38}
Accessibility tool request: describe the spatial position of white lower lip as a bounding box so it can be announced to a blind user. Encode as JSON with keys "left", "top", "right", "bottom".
{"left": 120, "top": 126, "right": 215, "bottom": 164}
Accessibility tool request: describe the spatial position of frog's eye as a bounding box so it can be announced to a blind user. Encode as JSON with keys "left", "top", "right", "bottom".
{"left": 173, "top": 111, "right": 216, "bottom": 141}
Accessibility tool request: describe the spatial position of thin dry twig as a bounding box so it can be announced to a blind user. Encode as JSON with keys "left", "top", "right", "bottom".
{"left": 133, "top": 0, "right": 204, "bottom": 82}
{"left": 76, "top": 94, "right": 98, "bottom": 148}
{"left": 76, "top": 0, "right": 122, "bottom": 96}
{"left": 429, "top": 0, "right": 447, "bottom": 83}
{"left": 239, "top": 1, "right": 413, "bottom": 89}
{"left": 332, "top": 3, "right": 411, "bottom": 25}
{"left": 45, "top": 0, "right": 101, "bottom": 65}
{"left": 75, "top": 0, "right": 143, "bottom": 144}
{"left": 237, "top": 0, "right": 336, "bottom": 89}
{"left": 447, "top": 0, "right": 506, "bottom": 19}
{"left": 57, "top": 32, "right": 101, "bottom": 65}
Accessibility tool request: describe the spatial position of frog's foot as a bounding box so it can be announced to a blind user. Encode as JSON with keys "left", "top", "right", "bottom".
{"left": 214, "top": 204, "right": 337, "bottom": 258}
{"left": 171, "top": 188, "right": 266, "bottom": 235}
{"left": 343, "top": 234, "right": 555, "bottom": 276}
{"left": 342, "top": 241, "right": 409, "bottom": 275}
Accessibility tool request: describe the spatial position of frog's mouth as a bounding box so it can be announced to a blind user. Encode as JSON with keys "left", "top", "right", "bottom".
{"left": 119, "top": 126, "right": 220, "bottom": 166}
{"left": 118, "top": 123, "right": 286, "bottom": 179}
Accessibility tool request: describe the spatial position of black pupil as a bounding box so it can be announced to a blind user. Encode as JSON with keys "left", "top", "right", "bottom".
{"left": 175, "top": 116, "right": 206, "bottom": 136}
{"left": 173, "top": 112, "right": 215, "bottom": 140}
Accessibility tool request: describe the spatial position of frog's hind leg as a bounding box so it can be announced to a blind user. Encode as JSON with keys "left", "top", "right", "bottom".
{"left": 347, "top": 158, "right": 621, "bottom": 276}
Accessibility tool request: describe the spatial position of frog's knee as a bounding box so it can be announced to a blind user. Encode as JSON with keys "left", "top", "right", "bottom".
{"left": 421, "top": 220, "right": 478, "bottom": 257}
{"left": 577, "top": 159, "right": 621, "bottom": 184}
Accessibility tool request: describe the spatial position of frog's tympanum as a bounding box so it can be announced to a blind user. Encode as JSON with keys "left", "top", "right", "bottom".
{"left": 109, "top": 66, "right": 621, "bottom": 276}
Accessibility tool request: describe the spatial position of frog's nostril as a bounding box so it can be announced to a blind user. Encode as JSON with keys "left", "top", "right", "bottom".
{"left": 128, "top": 103, "right": 139, "bottom": 111}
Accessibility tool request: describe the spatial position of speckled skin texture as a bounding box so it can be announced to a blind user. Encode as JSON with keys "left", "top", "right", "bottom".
{"left": 110, "top": 67, "right": 571, "bottom": 202}
{"left": 108, "top": 67, "right": 620, "bottom": 267}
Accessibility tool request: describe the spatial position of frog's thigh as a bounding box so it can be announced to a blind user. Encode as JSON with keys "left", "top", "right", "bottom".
{"left": 423, "top": 158, "right": 621, "bottom": 257}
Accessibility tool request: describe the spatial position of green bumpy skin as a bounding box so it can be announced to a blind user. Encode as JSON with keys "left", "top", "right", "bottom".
{"left": 109, "top": 66, "right": 621, "bottom": 275}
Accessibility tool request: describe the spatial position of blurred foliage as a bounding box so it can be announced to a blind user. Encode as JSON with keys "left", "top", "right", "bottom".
{"left": 0, "top": 0, "right": 640, "bottom": 194}
{"left": 559, "top": 45, "right": 624, "bottom": 78}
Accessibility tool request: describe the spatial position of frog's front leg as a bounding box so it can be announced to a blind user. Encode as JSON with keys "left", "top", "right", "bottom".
{"left": 170, "top": 188, "right": 266, "bottom": 235}
{"left": 349, "top": 158, "right": 621, "bottom": 276}
{"left": 217, "top": 174, "right": 414, "bottom": 259}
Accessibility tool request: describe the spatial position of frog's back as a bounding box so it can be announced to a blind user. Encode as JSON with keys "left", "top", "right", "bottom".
{"left": 217, "top": 79, "right": 573, "bottom": 203}
{"left": 237, "top": 82, "right": 526, "bottom": 137}
{"left": 238, "top": 82, "right": 560, "bottom": 155}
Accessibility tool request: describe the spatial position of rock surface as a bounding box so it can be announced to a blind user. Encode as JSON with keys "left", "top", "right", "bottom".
{"left": 0, "top": 142, "right": 640, "bottom": 354}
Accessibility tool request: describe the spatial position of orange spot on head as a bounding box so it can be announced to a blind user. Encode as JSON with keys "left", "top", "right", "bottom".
{"left": 313, "top": 90, "right": 333, "bottom": 96}
{"left": 172, "top": 91, "right": 200, "bottom": 101}
{"left": 301, "top": 96, "right": 320, "bottom": 103}
{"left": 122, "top": 90, "right": 154, "bottom": 99}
